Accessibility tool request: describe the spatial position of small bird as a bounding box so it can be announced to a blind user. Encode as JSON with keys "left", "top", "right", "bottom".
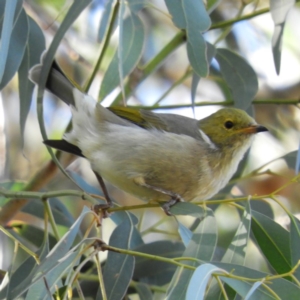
{"left": 29, "top": 58, "right": 268, "bottom": 214}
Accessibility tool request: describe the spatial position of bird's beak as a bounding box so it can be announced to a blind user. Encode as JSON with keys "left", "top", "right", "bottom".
{"left": 240, "top": 125, "right": 268, "bottom": 134}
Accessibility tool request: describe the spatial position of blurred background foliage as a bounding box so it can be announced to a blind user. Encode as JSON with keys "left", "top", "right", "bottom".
{"left": 1, "top": 0, "right": 300, "bottom": 299}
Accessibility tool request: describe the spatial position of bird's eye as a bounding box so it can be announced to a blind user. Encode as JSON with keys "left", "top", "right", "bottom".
{"left": 224, "top": 120, "right": 234, "bottom": 129}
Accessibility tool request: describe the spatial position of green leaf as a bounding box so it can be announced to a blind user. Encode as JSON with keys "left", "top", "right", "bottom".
{"left": 251, "top": 210, "right": 291, "bottom": 274}
{"left": 2, "top": 238, "right": 50, "bottom": 299}
{"left": 289, "top": 215, "right": 300, "bottom": 280}
{"left": 190, "top": 43, "right": 216, "bottom": 109}
{"left": 18, "top": 16, "right": 45, "bottom": 147}
{"left": 178, "top": 221, "right": 192, "bottom": 247}
{"left": 215, "top": 263, "right": 300, "bottom": 299}
{"left": 135, "top": 282, "right": 153, "bottom": 300}
{"left": 100, "top": 212, "right": 137, "bottom": 300}
{"left": 167, "top": 209, "right": 217, "bottom": 299}
{"left": 0, "top": 0, "right": 22, "bottom": 82}
{"left": 127, "top": 0, "right": 146, "bottom": 12}
{"left": 133, "top": 241, "right": 184, "bottom": 286}
{"left": 21, "top": 198, "right": 75, "bottom": 228}
{"left": 215, "top": 48, "right": 258, "bottom": 110}
{"left": 170, "top": 202, "right": 206, "bottom": 218}
{"left": 99, "top": 13, "right": 144, "bottom": 99}
{"left": 186, "top": 264, "right": 227, "bottom": 300}
{"left": 207, "top": 0, "right": 222, "bottom": 13}
{"left": 98, "top": 0, "right": 115, "bottom": 42}
{"left": 270, "top": 0, "right": 295, "bottom": 74}
{"left": 222, "top": 201, "right": 251, "bottom": 265}
{"left": 0, "top": 5, "right": 29, "bottom": 90}
{"left": 165, "top": 0, "right": 211, "bottom": 77}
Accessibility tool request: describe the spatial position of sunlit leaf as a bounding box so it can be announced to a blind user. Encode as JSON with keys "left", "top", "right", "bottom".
{"left": 222, "top": 201, "right": 251, "bottom": 265}
{"left": 18, "top": 16, "right": 45, "bottom": 147}
{"left": 99, "top": 212, "right": 137, "bottom": 300}
{"left": 270, "top": 0, "right": 295, "bottom": 74}
{"left": 99, "top": 13, "right": 144, "bottom": 99}
{"left": 98, "top": 0, "right": 115, "bottom": 42}
{"left": 178, "top": 221, "right": 192, "bottom": 247}
{"left": 186, "top": 264, "right": 227, "bottom": 300}
{"left": 0, "top": 5, "right": 28, "bottom": 90}
{"left": 165, "top": 0, "right": 211, "bottom": 76}
{"left": 167, "top": 209, "right": 217, "bottom": 299}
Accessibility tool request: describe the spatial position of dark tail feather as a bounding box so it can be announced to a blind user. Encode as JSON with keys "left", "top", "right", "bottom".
{"left": 29, "top": 54, "right": 76, "bottom": 106}
{"left": 44, "top": 139, "right": 84, "bottom": 157}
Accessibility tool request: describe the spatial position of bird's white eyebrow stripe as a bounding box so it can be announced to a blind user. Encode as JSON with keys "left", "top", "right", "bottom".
{"left": 199, "top": 129, "right": 217, "bottom": 149}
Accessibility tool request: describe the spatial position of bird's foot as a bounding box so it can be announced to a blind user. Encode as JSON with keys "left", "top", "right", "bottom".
{"left": 161, "top": 193, "right": 185, "bottom": 216}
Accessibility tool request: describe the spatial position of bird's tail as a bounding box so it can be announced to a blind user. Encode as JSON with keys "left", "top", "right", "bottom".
{"left": 28, "top": 52, "right": 76, "bottom": 106}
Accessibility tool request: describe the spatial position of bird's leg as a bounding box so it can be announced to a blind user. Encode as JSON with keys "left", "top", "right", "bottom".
{"left": 133, "top": 177, "right": 184, "bottom": 216}
{"left": 93, "top": 171, "right": 112, "bottom": 218}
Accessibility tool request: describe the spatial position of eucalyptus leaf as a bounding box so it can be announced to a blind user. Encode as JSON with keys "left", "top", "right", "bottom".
{"left": 170, "top": 202, "right": 205, "bottom": 218}
{"left": 0, "top": 0, "right": 23, "bottom": 82}
{"left": 222, "top": 201, "right": 251, "bottom": 265}
{"left": 18, "top": 16, "right": 45, "bottom": 147}
{"left": 135, "top": 282, "right": 153, "bottom": 300}
{"left": 167, "top": 209, "right": 217, "bottom": 299}
{"left": 99, "top": 212, "right": 137, "bottom": 300}
{"left": 0, "top": 6, "right": 28, "bottom": 90}
{"left": 270, "top": 0, "right": 295, "bottom": 74}
{"left": 251, "top": 210, "right": 291, "bottom": 274}
{"left": 165, "top": 0, "right": 211, "bottom": 77}
{"left": 22, "top": 198, "right": 75, "bottom": 228}
{"left": 98, "top": 0, "right": 115, "bottom": 42}
{"left": 214, "top": 262, "right": 300, "bottom": 299}
{"left": 99, "top": 13, "right": 144, "bottom": 100}
{"left": 186, "top": 264, "right": 227, "bottom": 300}
{"left": 190, "top": 43, "right": 216, "bottom": 109}
{"left": 215, "top": 48, "right": 258, "bottom": 110}
{"left": 3, "top": 238, "right": 49, "bottom": 299}
{"left": 133, "top": 241, "right": 184, "bottom": 286}
{"left": 289, "top": 215, "right": 300, "bottom": 280}
{"left": 178, "top": 221, "right": 193, "bottom": 247}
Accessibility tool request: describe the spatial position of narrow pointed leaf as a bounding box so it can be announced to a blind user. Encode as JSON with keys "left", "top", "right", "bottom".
{"left": 135, "top": 282, "right": 153, "bottom": 300}
{"left": 165, "top": 0, "right": 211, "bottom": 76}
{"left": 0, "top": 0, "right": 22, "bottom": 82}
{"left": 186, "top": 264, "right": 227, "bottom": 300}
{"left": 167, "top": 209, "right": 217, "bottom": 299}
{"left": 100, "top": 14, "right": 144, "bottom": 99}
{"left": 215, "top": 48, "right": 258, "bottom": 110}
{"left": 270, "top": 0, "right": 295, "bottom": 74}
{"left": 215, "top": 263, "right": 300, "bottom": 299}
{"left": 0, "top": 6, "right": 28, "bottom": 90}
{"left": 222, "top": 201, "right": 251, "bottom": 265}
{"left": 98, "top": 0, "right": 115, "bottom": 42}
{"left": 289, "top": 215, "right": 300, "bottom": 280}
{"left": 170, "top": 202, "right": 205, "bottom": 218}
{"left": 100, "top": 212, "right": 137, "bottom": 300}
{"left": 133, "top": 241, "right": 185, "bottom": 286}
{"left": 18, "top": 16, "right": 45, "bottom": 147}
{"left": 251, "top": 210, "right": 291, "bottom": 274}
{"left": 178, "top": 221, "right": 193, "bottom": 247}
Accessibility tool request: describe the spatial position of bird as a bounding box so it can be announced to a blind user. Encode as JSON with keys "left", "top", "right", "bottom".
{"left": 29, "top": 57, "right": 268, "bottom": 215}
